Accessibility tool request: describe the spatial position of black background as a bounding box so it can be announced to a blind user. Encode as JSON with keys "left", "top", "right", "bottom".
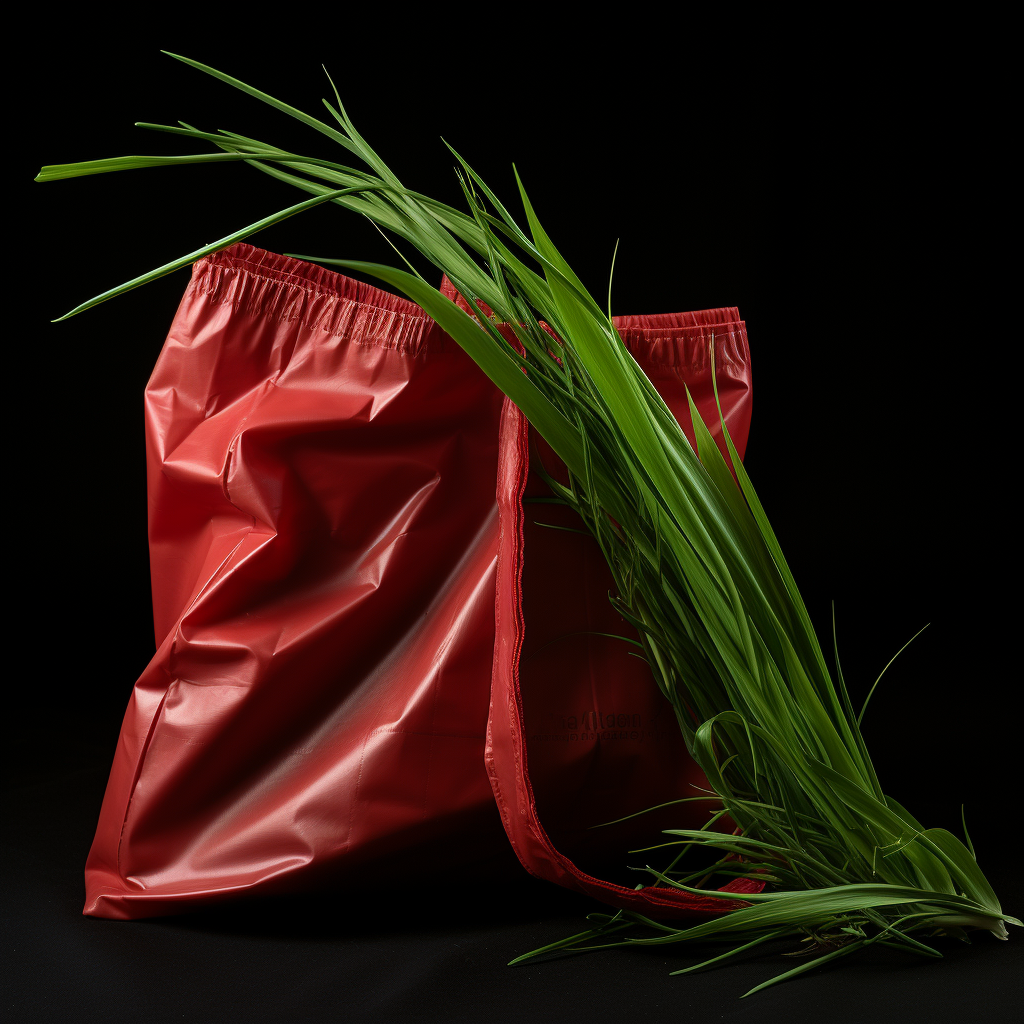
{"left": 8, "top": 22, "right": 1018, "bottom": 1023}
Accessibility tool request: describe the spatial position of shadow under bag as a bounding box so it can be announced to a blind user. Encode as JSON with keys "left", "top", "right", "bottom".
{"left": 85, "top": 243, "right": 756, "bottom": 920}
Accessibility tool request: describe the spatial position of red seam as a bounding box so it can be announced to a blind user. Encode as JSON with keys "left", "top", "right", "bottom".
{"left": 504, "top": 411, "right": 759, "bottom": 915}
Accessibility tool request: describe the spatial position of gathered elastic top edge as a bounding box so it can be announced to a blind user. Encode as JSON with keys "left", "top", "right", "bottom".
{"left": 193, "top": 243, "right": 449, "bottom": 356}
{"left": 194, "top": 244, "right": 746, "bottom": 365}
{"left": 437, "top": 277, "right": 746, "bottom": 367}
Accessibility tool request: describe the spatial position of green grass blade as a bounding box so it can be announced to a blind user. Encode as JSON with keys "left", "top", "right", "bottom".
{"left": 52, "top": 187, "right": 367, "bottom": 321}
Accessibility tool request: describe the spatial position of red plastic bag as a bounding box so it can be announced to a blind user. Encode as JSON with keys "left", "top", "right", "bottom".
{"left": 84, "top": 243, "right": 753, "bottom": 919}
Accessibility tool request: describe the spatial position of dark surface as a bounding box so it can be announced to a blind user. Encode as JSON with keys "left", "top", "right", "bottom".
{"left": 11, "top": 25, "right": 1017, "bottom": 1024}
{"left": 5, "top": 765, "right": 1021, "bottom": 1024}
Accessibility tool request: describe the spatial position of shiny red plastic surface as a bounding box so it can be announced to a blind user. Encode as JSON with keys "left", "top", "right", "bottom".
{"left": 84, "top": 244, "right": 753, "bottom": 919}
